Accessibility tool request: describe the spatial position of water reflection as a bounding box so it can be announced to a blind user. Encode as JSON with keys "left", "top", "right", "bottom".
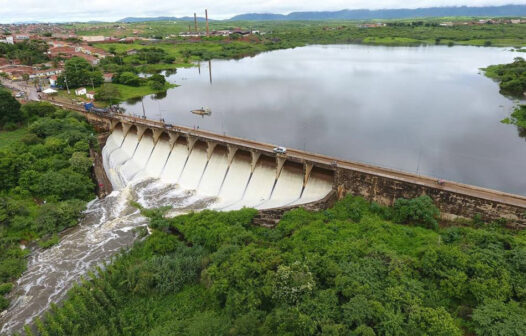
{"left": 121, "top": 45, "right": 526, "bottom": 195}
{"left": 125, "top": 96, "right": 143, "bottom": 105}
{"left": 152, "top": 91, "right": 167, "bottom": 100}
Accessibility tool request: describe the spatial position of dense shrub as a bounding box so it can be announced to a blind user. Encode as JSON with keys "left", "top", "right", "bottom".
{"left": 26, "top": 194, "right": 526, "bottom": 335}
{"left": 392, "top": 195, "right": 440, "bottom": 230}
{"left": 0, "top": 103, "right": 96, "bottom": 311}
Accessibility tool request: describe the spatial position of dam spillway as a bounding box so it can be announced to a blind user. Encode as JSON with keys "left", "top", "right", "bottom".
{"left": 84, "top": 111, "right": 526, "bottom": 227}
{"left": 102, "top": 124, "right": 334, "bottom": 210}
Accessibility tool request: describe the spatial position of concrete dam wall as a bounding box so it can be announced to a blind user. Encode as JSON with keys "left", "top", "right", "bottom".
{"left": 102, "top": 125, "right": 334, "bottom": 210}
{"left": 82, "top": 112, "right": 526, "bottom": 227}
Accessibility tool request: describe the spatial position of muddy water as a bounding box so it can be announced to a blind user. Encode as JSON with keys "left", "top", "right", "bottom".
{"left": 0, "top": 180, "right": 214, "bottom": 335}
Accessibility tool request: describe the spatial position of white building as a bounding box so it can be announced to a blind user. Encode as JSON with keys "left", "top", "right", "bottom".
{"left": 75, "top": 87, "right": 87, "bottom": 96}
{"left": 86, "top": 91, "right": 95, "bottom": 100}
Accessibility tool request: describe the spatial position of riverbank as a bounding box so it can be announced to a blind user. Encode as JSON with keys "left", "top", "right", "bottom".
{"left": 0, "top": 99, "right": 100, "bottom": 315}
{"left": 23, "top": 194, "right": 526, "bottom": 335}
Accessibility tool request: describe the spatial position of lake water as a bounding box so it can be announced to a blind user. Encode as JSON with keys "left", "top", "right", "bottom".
{"left": 122, "top": 44, "right": 526, "bottom": 195}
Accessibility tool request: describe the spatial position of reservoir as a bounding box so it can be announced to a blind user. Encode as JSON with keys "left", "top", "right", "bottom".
{"left": 122, "top": 44, "right": 526, "bottom": 195}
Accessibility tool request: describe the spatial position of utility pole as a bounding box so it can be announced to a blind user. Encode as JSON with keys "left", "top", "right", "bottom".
{"left": 141, "top": 99, "right": 146, "bottom": 119}
{"left": 205, "top": 9, "right": 209, "bottom": 37}
{"left": 194, "top": 13, "right": 198, "bottom": 32}
{"left": 64, "top": 74, "right": 70, "bottom": 94}
{"left": 208, "top": 60, "right": 212, "bottom": 84}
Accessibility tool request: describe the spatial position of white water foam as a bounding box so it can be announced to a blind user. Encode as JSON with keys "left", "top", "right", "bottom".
{"left": 0, "top": 130, "right": 333, "bottom": 335}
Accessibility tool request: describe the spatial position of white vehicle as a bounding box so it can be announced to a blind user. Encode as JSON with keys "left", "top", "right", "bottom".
{"left": 273, "top": 146, "right": 287, "bottom": 154}
{"left": 15, "top": 92, "right": 25, "bottom": 98}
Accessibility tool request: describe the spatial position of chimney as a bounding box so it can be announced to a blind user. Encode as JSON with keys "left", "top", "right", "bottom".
{"left": 205, "top": 9, "right": 209, "bottom": 37}
{"left": 194, "top": 13, "right": 198, "bottom": 32}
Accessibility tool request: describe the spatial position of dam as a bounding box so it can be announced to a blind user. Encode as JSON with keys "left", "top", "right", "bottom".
{"left": 86, "top": 110, "right": 526, "bottom": 228}
{"left": 102, "top": 122, "right": 334, "bottom": 210}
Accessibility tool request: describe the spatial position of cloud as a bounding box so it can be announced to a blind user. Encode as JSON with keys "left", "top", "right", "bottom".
{"left": 0, "top": 0, "right": 523, "bottom": 22}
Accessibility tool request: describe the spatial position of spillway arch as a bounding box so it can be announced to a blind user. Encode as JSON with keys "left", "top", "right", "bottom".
{"left": 104, "top": 121, "right": 335, "bottom": 211}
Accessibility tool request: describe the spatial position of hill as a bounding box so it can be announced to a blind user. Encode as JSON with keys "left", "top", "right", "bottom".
{"left": 230, "top": 5, "right": 526, "bottom": 21}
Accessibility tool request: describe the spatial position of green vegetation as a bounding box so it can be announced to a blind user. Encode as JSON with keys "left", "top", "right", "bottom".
{"left": 57, "top": 57, "right": 103, "bottom": 89}
{"left": 0, "top": 88, "right": 22, "bottom": 129}
{"left": 0, "top": 102, "right": 97, "bottom": 311}
{"left": 68, "top": 19, "right": 526, "bottom": 48}
{"left": 25, "top": 195, "right": 526, "bottom": 335}
{"left": 506, "top": 105, "right": 526, "bottom": 129}
{"left": 484, "top": 57, "right": 526, "bottom": 134}
{"left": 96, "top": 82, "right": 176, "bottom": 103}
{"left": 0, "top": 40, "right": 49, "bottom": 65}
{"left": 484, "top": 57, "right": 526, "bottom": 97}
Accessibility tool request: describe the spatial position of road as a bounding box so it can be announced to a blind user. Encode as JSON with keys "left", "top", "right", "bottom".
{"left": 1, "top": 78, "right": 40, "bottom": 101}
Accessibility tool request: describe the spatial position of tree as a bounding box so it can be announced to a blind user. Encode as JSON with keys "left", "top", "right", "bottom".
{"left": 392, "top": 195, "right": 440, "bottom": 230}
{"left": 69, "top": 152, "right": 93, "bottom": 174}
{"left": 272, "top": 262, "right": 315, "bottom": 305}
{"left": 21, "top": 101, "right": 56, "bottom": 121}
{"left": 95, "top": 84, "right": 121, "bottom": 104}
{"left": 116, "top": 72, "right": 141, "bottom": 86}
{"left": 0, "top": 88, "right": 22, "bottom": 127}
{"left": 57, "top": 57, "right": 103, "bottom": 89}
{"left": 149, "top": 73, "right": 167, "bottom": 91}
{"left": 472, "top": 300, "right": 526, "bottom": 336}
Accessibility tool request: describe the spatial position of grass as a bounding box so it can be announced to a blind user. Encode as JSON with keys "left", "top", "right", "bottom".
{"left": 0, "top": 127, "right": 28, "bottom": 149}
{"left": 54, "top": 82, "right": 176, "bottom": 106}
{"left": 108, "top": 82, "right": 177, "bottom": 101}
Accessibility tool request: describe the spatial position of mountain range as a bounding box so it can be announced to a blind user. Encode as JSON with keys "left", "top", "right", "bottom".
{"left": 118, "top": 5, "right": 526, "bottom": 23}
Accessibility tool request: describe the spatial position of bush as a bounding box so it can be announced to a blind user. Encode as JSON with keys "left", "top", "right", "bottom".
{"left": 0, "top": 295, "right": 9, "bottom": 310}
{"left": 0, "top": 282, "right": 13, "bottom": 295}
{"left": 472, "top": 300, "right": 526, "bottom": 336}
{"left": 2, "top": 122, "right": 17, "bottom": 131}
{"left": 0, "top": 88, "right": 22, "bottom": 127}
{"left": 21, "top": 102, "right": 56, "bottom": 121}
{"left": 116, "top": 72, "right": 142, "bottom": 86}
{"left": 392, "top": 195, "right": 440, "bottom": 230}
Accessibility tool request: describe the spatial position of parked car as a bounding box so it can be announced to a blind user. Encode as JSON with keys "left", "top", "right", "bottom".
{"left": 15, "top": 91, "right": 25, "bottom": 98}
{"left": 273, "top": 146, "right": 287, "bottom": 154}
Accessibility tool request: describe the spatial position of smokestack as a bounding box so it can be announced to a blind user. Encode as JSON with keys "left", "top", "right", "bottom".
{"left": 205, "top": 9, "right": 209, "bottom": 37}
{"left": 194, "top": 13, "right": 198, "bottom": 32}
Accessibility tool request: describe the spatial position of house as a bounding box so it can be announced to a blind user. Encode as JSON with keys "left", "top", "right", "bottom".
{"left": 75, "top": 87, "right": 87, "bottom": 96}
{"left": 81, "top": 36, "right": 105, "bottom": 42}
{"left": 14, "top": 35, "right": 29, "bottom": 41}
{"left": 49, "top": 75, "right": 57, "bottom": 87}
{"left": 0, "top": 36, "right": 15, "bottom": 44}
{"left": 103, "top": 73, "right": 113, "bottom": 82}
{"left": 86, "top": 91, "right": 95, "bottom": 100}
{"left": 29, "top": 68, "right": 63, "bottom": 79}
{"left": 0, "top": 65, "right": 34, "bottom": 80}
{"left": 511, "top": 19, "right": 521, "bottom": 24}
{"left": 48, "top": 46, "right": 76, "bottom": 58}
{"left": 75, "top": 45, "right": 110, "bottom": 58}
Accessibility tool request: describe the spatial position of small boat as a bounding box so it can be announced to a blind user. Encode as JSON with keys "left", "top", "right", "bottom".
{"left": 191, "top": 107, "right": 212, "bottom": 116}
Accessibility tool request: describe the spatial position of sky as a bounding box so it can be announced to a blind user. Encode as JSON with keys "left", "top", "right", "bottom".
{"left": 0, "top": 0, "right": 523, "bottom": 23}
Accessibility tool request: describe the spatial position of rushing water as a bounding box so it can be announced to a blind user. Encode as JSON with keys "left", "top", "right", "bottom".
{"left": 1, "top": 44, "right": 525, "bottom": 335}
{"left": 123, "top": 44, "right": 526, "bottom": 195}
{"left": 0, "top": 117, "right": 331, "bottom": 334}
